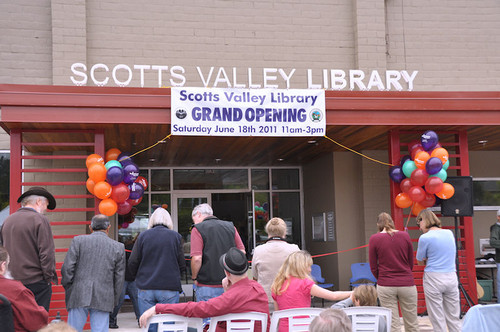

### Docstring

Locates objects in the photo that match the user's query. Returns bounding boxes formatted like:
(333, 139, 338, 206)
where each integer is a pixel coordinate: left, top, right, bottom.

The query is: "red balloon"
(127, 197, 143, 206)
(410, 169, 429, 187)
(411, 146, 425, 160)
(408, 186, 426, 202)
(408, 140, 421, 153)
(135, 176, 148, 189)
(117, 201, 133, 215)
(111, 183, 130, 204)
(425, 177, 444, 194)
(395, 192, 413, 209)
(420, 193, 437, 207)
(400, 178, 412, 193)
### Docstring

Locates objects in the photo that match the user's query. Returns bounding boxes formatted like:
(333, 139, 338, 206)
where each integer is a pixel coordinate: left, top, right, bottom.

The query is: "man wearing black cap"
(0, 186, 58, 311)
(139, 247, 269, 332)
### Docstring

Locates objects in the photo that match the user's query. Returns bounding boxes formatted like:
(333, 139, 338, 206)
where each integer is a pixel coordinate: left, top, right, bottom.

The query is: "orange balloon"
(411, 202, 426, 216)
(436, 183, 455, 199)
(86, 154, 104, 168)
(105, 148, 122, 162)
(414, 151, 430, 170)
(395, 192, 413, 209)
(86, 178, 96, 195)
(93, 181, 113, 199)
(430, 147, 449, 164)
(99, 198, 118, 216)
(88, 163, 107, 183)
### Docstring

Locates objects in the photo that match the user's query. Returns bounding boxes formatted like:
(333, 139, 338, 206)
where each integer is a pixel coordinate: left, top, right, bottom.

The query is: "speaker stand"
(453, 215, 475, 318)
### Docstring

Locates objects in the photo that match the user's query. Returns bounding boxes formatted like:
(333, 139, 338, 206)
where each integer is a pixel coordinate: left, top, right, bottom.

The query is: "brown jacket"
(1, 207, 58, 285)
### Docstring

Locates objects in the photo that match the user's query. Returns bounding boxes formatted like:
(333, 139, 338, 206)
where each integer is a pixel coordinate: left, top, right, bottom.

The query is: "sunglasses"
(416, 217, 422, 225)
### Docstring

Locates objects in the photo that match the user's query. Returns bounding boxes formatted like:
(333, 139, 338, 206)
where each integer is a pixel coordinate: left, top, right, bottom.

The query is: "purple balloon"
(425, 157, 443, 175)
(128, 182, 144, 200)
(400, 154, 411, 167)
(389, 165, 405, 183)
(106, 166, 124, 186)
(118, 152, 134, 166)
(421, 130, 439, 151)
(123, 163, 139, 184)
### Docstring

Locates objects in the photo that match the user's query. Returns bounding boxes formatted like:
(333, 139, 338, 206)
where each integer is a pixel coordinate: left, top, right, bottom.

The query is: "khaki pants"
(377, 284, 419, 332)
(423, 271, 461, 332)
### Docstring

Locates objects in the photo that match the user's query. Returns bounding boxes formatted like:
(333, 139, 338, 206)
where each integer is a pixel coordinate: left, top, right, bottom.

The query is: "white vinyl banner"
(171, 87, 326, 137)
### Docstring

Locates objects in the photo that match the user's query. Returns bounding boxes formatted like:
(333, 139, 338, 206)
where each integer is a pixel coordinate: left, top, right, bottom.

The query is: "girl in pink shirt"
(271, 251, 351, 331)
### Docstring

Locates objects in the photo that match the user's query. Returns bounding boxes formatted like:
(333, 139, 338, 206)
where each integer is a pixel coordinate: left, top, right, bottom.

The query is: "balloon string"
(122, 134, 173, 160)
(404, 202, 415, 231)
(323, 135, 394, 167)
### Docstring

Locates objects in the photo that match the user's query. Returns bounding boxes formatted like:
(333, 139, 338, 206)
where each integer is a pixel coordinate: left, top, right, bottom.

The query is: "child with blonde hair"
(271, 250, 351, 331)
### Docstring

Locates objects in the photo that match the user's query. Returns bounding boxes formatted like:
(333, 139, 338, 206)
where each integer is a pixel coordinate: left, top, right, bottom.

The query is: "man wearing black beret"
(139, 247, 269, 332)
(0, 186, 58, 312)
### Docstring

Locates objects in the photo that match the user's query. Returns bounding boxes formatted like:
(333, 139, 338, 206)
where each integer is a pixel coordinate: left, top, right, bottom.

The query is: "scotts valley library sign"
(171, 87, 325, 137)
(69, 63, 419, 91)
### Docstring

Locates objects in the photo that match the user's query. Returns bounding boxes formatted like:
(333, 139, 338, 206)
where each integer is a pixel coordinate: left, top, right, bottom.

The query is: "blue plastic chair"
(349, 263, 377, 289)
(311, 264, 334, 306)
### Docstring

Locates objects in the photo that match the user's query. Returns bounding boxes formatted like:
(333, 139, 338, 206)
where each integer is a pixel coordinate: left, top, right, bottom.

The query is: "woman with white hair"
(252, 217, 300, 312)
(128, 207, 186, 316)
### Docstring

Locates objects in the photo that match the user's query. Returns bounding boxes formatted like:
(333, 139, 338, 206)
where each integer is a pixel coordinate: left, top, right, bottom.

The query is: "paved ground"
(112, 301, 439, 332)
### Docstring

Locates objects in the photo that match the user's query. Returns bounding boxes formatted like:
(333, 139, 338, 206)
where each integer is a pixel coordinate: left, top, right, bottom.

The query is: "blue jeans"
(195, 286, 224, 326)
(68, 307, 109, 332)
(139, 289, 180, 332)
(110, 280, 140, 323)
(497, 263, 500, 303)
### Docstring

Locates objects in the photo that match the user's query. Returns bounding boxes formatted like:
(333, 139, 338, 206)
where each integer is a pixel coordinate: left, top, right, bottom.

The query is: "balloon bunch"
(389, 130, 455, 216)
(254, 201, 269, 220)
(85, 148, 148, 219)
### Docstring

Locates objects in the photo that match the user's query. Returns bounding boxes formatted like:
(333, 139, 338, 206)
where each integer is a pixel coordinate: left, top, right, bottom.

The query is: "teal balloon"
(442, 159, 450, 171)
(430, 168, 447, 182)
(105, 160, 123, 170)
(402, 160, 417, 178)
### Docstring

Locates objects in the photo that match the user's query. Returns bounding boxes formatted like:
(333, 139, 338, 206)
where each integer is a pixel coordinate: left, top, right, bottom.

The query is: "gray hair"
(21, 195, 47, 207)
(309, 309, 352, 332)
(265, 217, 287, 238)
(148, 207, 173, 229)
(91, 214, 110, 231)
(192, 203, 213, 217)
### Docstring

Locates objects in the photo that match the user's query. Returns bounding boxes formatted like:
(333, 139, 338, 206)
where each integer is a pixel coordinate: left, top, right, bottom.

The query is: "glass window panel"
(272, 192, 301, 246)
(251, 169, 269, 190)
(151, 194, 171, 213)
(0, 152, 10, 212)
(173, 169, 248, 190)
(151, 169, 170, 191)
(272, 169, 300, 190)
(473, 180, 500, 206)
(254, 192, 270, 246)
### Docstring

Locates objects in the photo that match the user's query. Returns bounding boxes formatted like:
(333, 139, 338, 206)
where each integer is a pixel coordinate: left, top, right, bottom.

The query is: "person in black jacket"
(128, 207, 186, 317)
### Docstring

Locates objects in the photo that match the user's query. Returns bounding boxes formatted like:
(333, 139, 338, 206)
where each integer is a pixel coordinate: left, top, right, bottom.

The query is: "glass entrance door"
(173, 194, 210, 255)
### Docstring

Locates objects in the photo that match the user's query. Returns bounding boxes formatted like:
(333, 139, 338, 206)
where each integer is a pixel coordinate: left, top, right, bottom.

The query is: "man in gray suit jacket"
(61, 214, 125, 332)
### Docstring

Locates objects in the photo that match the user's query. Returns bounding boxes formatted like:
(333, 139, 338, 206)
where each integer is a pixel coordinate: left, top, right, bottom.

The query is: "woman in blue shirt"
(416, 209, 461, 332)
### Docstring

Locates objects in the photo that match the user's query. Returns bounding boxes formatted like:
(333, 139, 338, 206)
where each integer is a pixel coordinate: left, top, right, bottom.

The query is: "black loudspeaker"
(441, 176, 474, 217)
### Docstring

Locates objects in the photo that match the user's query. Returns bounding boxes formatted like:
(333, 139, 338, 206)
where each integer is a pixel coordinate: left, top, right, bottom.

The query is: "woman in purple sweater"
(369, 212, 418, 332)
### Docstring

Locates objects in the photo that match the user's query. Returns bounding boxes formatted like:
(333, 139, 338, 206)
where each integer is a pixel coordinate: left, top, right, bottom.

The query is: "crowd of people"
(2, 186, 499, 332)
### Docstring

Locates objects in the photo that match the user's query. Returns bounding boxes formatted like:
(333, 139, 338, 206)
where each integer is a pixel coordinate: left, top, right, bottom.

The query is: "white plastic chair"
(341, 306, 391, 332)
(207, 312, 268, 332)
(143, 313, 204, 332)
(269, 308, 324, 332)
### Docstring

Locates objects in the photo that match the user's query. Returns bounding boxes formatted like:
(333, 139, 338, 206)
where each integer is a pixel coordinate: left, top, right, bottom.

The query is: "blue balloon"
(106, 166, 124, 186)
(402, 160, 417, 178)
(430, 168, 447, 182)
(425, 157, 443, 175)
(442, 159, 450, 171)
(421, 130, 439, 151)
(105, 160, 122, 170)
(389, 166, 405, 183)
